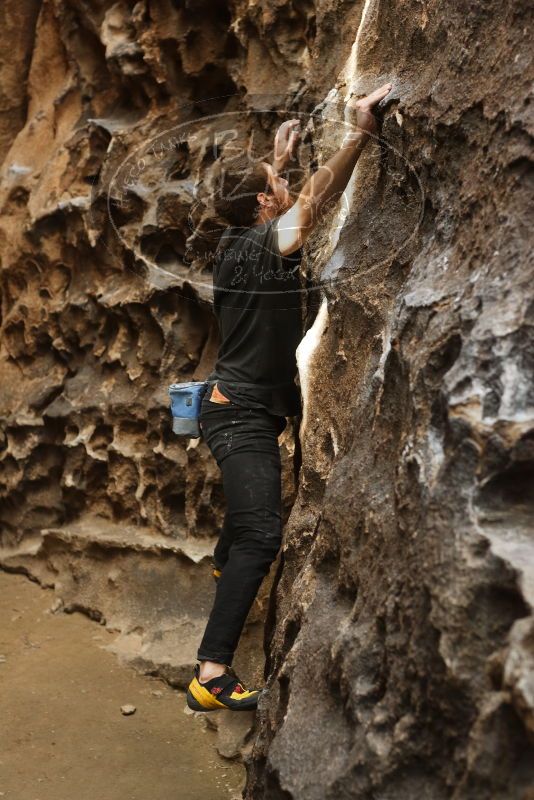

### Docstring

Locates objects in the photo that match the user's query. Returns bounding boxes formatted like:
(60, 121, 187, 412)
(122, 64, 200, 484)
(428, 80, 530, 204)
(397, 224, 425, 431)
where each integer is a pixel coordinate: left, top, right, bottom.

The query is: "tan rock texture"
(0, 1, 533, 798)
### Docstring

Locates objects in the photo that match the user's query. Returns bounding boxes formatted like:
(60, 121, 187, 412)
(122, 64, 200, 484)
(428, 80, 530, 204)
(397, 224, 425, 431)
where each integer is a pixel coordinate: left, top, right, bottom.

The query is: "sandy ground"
(0, 571, 245, 800)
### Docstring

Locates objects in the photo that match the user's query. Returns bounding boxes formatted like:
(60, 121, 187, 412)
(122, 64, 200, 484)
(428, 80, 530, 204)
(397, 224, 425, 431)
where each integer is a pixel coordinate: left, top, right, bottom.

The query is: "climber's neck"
(254, 207, 278, 226)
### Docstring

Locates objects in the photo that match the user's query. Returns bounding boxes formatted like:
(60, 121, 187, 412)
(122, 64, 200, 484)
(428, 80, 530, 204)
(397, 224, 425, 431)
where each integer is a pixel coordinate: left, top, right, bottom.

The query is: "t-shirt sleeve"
(241, 220, 282, 274)
(229, 221, 301, 286)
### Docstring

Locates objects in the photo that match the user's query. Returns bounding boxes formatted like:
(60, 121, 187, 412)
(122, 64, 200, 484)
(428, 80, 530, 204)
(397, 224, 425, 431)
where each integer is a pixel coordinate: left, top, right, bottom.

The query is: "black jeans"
(196, 385, 287, 666)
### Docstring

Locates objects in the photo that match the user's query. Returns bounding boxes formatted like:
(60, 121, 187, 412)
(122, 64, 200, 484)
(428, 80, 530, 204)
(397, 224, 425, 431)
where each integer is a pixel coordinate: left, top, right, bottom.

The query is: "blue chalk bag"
(168, 381, 210, 438)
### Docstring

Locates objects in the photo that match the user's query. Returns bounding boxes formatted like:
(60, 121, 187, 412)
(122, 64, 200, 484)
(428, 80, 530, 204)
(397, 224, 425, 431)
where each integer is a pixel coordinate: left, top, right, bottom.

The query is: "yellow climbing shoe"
(186, 663, 260, 712)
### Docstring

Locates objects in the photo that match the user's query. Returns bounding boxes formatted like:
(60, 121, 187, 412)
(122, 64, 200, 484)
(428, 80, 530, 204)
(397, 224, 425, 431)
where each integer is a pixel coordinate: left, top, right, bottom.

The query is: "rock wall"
(0, 0, 303, 759)
(245, 1, 534, 798)
(1, 1, 533, 798)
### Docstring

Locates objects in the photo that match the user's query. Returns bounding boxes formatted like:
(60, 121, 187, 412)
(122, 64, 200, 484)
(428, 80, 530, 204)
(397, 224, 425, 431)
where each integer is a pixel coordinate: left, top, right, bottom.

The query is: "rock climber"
(186, 82, 393, 712)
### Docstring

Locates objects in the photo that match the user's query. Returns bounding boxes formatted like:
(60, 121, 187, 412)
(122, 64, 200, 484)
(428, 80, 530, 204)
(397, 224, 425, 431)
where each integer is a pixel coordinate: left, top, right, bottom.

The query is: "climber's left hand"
(273, 119, 301, 173)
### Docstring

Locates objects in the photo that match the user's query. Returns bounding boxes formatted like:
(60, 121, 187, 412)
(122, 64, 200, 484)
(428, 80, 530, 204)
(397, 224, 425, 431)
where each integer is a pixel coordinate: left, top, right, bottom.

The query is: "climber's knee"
(232, 522, 282, 561)
(261, 530, 283, 561)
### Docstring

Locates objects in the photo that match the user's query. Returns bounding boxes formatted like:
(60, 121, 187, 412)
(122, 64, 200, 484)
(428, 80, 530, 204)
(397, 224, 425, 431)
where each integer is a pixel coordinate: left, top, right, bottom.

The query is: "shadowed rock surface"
(0, 1, 533, 798)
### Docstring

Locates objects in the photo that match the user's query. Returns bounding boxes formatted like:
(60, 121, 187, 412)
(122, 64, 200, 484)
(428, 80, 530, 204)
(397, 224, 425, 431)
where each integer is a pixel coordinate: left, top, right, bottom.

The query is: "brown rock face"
(245, 2, 534, 799)
(0, 0, 300, 744)
(1, 1, 533, 798)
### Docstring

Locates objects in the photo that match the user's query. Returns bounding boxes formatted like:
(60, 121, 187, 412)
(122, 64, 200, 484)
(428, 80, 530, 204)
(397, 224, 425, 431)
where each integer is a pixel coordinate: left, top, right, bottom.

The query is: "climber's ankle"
(199, 660, 227, 683)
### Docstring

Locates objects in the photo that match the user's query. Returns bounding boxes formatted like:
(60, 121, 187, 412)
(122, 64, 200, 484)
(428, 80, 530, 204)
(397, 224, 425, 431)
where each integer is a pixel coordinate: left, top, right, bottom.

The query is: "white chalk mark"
(296, 295, 329, 437)
(331, 0, 378, 253)
(295, 0, 379, 442)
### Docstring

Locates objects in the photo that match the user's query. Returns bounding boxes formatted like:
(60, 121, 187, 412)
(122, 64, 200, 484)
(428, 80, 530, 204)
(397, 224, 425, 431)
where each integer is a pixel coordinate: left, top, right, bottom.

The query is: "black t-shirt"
(206, 218, 304, 417)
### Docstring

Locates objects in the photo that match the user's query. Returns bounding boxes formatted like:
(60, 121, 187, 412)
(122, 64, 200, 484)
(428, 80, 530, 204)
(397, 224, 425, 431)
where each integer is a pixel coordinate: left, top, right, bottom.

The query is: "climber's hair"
(214, 156, 272, 228)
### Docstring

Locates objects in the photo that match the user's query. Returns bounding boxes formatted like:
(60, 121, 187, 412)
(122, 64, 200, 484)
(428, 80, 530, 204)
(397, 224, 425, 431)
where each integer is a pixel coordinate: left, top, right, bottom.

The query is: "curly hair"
(214, 155, 272, 228)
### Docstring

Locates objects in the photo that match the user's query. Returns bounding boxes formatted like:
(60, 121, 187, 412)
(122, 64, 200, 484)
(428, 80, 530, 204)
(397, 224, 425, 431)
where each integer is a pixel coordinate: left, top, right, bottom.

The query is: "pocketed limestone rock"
(0, 1, 532, 797)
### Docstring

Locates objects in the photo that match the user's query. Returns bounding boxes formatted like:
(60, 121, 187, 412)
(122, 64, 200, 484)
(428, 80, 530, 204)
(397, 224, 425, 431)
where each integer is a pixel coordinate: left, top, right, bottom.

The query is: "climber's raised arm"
(272, 119, 301, 175)
(276, 82, 393, 256)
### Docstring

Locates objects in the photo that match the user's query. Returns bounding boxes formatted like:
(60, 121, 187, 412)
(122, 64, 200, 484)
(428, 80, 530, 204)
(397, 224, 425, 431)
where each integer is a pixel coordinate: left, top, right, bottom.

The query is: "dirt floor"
(0, 570, 245, 800)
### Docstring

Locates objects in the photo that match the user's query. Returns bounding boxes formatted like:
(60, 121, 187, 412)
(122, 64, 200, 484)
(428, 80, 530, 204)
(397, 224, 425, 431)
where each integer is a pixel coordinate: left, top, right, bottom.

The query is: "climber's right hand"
(345, 82, 393, 136)
(275, 82, 393, 257)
